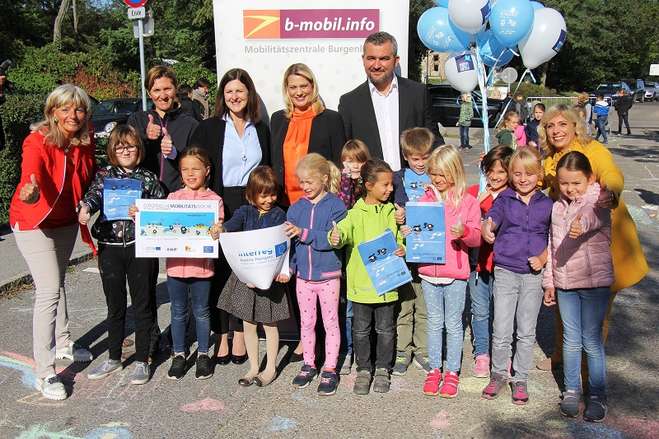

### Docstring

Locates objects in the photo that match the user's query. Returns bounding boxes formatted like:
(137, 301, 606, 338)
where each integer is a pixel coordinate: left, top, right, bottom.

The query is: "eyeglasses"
(114, 144, 138, 153)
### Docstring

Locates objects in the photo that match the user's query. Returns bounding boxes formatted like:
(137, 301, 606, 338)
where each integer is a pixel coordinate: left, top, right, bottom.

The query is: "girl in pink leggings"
(285, 153, 347, 396)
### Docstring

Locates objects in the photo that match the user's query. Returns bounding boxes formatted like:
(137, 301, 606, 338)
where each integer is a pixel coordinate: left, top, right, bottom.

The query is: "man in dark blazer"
(338, 31, 443, 171)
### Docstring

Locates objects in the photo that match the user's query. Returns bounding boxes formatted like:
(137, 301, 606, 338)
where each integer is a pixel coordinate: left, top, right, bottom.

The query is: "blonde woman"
(9, 84, 96, 400)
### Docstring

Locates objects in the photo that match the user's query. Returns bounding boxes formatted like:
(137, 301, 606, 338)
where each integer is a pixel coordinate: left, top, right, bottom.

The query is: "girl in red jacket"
(403, 145, 481, 398)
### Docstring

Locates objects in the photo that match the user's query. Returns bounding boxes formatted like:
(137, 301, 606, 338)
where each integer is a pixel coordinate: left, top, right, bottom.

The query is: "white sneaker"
(35, 374, 67, 400)
(130, 361, 150, 385)
(56, 342, 93, 362)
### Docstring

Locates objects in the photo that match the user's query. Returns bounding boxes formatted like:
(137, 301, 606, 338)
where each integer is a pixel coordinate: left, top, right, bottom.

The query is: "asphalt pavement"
(0, 103, 657, 438)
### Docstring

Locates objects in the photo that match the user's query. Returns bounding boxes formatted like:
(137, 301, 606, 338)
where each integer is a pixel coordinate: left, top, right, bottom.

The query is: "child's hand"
(528, 256, 543, 271)
(394, 245, 405, 257)
(450, 215, 464, 238)
(543, 287, 556, 306)
(482, 217, 496, 244)
(78, 203, 91, 225)
(394, 203, 406, 225)
(276, 273, 290, 283)
(284, 221, 301, 238)
(209, 220, 222, 240)
(342, 162, 352, 176)
(160, 126, 174, 157)
(400, 225, 412, 237)
(329, 221, 340, 246)
(596, 187, 616, 209)
(128, 204, 139, 220)
(568, 214, 583, 239)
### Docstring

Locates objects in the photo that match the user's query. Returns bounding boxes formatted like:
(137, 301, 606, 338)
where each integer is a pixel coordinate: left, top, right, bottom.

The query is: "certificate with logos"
(135, 199, 220, 258)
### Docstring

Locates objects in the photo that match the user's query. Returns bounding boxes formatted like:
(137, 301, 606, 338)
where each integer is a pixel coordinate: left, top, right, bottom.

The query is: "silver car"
(644, 82, 658, 102)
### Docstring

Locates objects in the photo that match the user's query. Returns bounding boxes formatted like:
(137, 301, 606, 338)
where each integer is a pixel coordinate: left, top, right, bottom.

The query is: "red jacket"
(9, 130, 96, 252)
(467, 184, 495, 273)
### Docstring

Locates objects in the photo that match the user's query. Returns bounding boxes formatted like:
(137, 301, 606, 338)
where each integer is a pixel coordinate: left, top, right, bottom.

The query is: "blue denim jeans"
(422, 279, 467, 372)
(558, 287, 610, 397)
(469, 270, 493, 357)
(459, 125, 470, 147)
(595, 116, 608, 143)
(340, 298, 353, 355)
(167, 276, 211, 354)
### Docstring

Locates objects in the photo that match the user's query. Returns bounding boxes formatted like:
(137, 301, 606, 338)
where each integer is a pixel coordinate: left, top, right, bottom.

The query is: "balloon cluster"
(418, 0, 567, 93)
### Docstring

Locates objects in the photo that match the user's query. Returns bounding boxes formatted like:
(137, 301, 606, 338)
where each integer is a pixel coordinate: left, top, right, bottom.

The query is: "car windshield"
(115, 101, 138, 113)
(94, 101, 115, 115)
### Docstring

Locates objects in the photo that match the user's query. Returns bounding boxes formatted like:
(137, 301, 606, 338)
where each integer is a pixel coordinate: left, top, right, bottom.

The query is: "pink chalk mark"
(609, 415, 659, 439)
(2, 351, 35, 366)
(430, 410, 450, 430)
(180, 398, 225, 413)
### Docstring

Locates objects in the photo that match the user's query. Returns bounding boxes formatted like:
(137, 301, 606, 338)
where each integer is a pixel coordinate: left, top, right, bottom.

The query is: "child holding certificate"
(405, 145, 481, 399)
(329, 159, 404, 396)
(218, 166, 290, 387)
(79, 125, 165, 385)
(165, 147, 224, 381)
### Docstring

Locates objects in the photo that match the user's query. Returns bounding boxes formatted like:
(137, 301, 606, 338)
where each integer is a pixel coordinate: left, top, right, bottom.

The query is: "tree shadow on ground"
(635, 189, 659, 205)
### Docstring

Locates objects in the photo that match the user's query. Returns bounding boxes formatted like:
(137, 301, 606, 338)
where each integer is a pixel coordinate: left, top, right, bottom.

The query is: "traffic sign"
(124, 0, 148, 8)
(127, 7, 146, 20)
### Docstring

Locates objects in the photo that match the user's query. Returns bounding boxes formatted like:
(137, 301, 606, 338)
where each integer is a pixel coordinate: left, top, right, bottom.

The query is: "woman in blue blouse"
(190, 68, 271, 365)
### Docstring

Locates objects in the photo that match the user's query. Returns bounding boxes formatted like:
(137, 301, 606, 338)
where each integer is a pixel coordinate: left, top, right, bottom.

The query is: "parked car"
(643, 81, 658, 101)
(623, 78, 646, 102)
(90, 98, 153, 138)
(428, 84, 505, 128)
(589, 82, 632, 105)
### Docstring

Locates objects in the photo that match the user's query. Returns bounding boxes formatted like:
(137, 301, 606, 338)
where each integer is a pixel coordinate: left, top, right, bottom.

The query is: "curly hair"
(539, 104, 592, 156)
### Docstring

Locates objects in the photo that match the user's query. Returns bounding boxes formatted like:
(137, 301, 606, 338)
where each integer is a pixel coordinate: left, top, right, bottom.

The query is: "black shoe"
(195, 354, 214, 380)
(231, 354, 248, 365)
(167, 355, 186, 380)
(289, 352, 304, 363)
(583, 395, 607, 422)
(216, 354, 231, 365)
(238, 376, 256, 387)
(559, 390, 580, 418)
(317, 370, 338, 396)
(292, 364, 317, 388)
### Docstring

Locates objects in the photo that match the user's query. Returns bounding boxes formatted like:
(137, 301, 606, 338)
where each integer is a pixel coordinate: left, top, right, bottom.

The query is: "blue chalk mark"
(85, 426, 133, 439)
(567, 422, 624, 439)
(0, 354, 37, 389)
(269, 416, 297, 432)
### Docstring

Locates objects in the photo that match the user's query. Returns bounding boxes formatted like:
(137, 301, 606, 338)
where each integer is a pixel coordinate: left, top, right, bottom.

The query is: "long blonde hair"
(36, 84, 92, 148)
(296, 153, 339, 194)
(539, 104, 592, 156)
(426, 144, 466, 207)
(282, 63, 325, 118)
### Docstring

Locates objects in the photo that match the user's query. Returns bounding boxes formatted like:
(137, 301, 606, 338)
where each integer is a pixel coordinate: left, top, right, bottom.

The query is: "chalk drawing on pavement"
(180, 398, 226, 413)
(268, 416, 297, 433)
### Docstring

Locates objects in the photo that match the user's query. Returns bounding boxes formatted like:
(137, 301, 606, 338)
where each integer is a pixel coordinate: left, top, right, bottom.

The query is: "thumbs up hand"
(450, 214, 465, 239)
(482, 217, 496, 244)
(78, 203, 91, 225)
(394, 203, 406, 225)
(160, 126, 173, 156)
(19, 173, 40, 204)
(568, 214, 584, 239)
(329, 221, 341, 246)
(146, 114, 162, 140)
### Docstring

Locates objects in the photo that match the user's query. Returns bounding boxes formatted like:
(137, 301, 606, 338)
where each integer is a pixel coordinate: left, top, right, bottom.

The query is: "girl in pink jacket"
(165, 147, 224, 381)
(403, 145, 481, 398)
(542, 151, 612, 423)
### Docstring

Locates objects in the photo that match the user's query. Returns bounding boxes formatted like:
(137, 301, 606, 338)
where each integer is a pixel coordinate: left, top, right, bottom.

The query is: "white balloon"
(445, 52, 479, 93)
(518, 8, 567, 69)
(448, 0, 491, 35)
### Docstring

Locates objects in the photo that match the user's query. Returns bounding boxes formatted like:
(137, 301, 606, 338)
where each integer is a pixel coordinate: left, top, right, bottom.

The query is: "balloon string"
(474, 44, 490, 193)
(494, 68, 532, 129)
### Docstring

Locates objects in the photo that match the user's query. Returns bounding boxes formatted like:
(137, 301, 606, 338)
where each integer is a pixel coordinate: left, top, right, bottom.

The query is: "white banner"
(219, 224, 290, 290)
(135, 199, 220, 258)
(213, 0, 410, 114)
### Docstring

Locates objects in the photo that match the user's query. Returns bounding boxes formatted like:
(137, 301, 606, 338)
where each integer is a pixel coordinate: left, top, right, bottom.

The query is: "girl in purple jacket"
(542, 151, 612, 422)
(480, 147, 553, 405)
(285, 153, 347, 396)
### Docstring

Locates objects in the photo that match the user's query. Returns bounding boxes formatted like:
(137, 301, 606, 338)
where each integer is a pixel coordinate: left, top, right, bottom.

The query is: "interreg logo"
(239, 241, 288, 258)
(243, 9, 379, 39)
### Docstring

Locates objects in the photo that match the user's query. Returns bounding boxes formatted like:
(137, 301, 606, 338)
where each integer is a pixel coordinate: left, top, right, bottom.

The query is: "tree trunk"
(72, 0, 78, 34)
(53, 0, 71, 44)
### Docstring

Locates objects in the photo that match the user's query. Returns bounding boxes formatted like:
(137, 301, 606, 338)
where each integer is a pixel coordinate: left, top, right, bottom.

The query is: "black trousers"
(352, 301, 396, 372)
(98, 244, 156, 363)
(617, 112, 631, 134)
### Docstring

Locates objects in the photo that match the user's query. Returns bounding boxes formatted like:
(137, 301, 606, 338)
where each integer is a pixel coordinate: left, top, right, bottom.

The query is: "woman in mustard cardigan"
(538, 104, 648, 368)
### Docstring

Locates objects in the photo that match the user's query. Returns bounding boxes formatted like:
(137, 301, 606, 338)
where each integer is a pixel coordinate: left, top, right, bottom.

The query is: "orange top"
(282, 107, 315, 205)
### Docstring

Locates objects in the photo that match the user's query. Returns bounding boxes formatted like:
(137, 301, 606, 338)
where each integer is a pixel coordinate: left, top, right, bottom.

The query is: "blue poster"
(103, 178, 142, 221)
(403, 169, 430, 202)
(357, 230, 412, 295)
(405, 202, 446, 264)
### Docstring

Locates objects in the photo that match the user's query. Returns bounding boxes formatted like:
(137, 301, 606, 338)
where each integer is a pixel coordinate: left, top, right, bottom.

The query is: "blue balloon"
(530, 1, 544, 10)
(417, 7, 472, 53)
(477, 30, 510, 67)
(490, 0, 535, 48)
(435, 0, 449, 6)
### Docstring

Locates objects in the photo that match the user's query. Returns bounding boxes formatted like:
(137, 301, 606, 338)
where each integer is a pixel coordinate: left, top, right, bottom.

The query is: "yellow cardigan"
(543, 139, 648, 292)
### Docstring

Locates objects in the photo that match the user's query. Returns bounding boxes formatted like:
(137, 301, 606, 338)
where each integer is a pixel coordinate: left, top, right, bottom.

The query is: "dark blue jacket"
(287, 193, 347, 281)
(487, 187, 552, 274)
(223, 204, 286, 232)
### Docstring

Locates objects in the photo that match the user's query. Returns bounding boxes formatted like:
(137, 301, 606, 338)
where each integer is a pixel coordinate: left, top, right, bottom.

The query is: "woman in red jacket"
(9, 84, 96, 400)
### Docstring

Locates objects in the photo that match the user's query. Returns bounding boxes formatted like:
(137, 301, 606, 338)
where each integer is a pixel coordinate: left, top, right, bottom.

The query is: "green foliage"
(0, 93, 45, 223)
(408, 0, 436, 81)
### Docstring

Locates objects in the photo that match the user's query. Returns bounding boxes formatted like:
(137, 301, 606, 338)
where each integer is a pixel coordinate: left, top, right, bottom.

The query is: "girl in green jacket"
(330, 159, 404, 396)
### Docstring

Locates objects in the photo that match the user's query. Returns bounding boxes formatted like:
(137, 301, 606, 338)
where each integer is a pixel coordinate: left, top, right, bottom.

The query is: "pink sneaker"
(439, 371, 460, 398)
(473, 354, 490, 378)
(423, 369, 442, 396)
